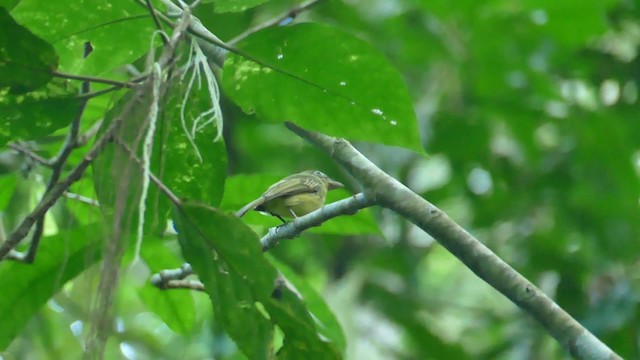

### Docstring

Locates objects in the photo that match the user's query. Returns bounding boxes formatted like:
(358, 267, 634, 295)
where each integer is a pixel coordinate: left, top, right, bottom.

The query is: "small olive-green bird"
(236, 170, 344, 222)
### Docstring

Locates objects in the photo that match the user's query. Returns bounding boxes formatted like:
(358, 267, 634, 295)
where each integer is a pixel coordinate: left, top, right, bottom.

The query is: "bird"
(236, 170, 344, 222)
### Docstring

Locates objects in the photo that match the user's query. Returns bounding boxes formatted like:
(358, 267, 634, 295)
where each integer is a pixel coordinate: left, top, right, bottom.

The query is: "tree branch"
(284, 121, 620, 360)
(7, 142, 51, 167)
(150, 263, 205, 291)
(63, 192, 100, 206)
(52, 70, 136, 88)
(260, 192, 373, 251)
(144, 0, 168, 45)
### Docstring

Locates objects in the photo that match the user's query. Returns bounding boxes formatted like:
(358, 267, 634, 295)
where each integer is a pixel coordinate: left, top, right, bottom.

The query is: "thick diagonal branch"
(284, 121, 620, 360)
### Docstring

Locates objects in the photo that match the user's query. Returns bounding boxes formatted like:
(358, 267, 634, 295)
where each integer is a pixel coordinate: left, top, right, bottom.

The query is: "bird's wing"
(261, 174, 322, 201)
(236, 174, 323, 218)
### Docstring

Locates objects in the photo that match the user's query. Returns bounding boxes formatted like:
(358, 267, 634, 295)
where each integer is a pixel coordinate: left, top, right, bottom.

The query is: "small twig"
(76, 74, 148, 101)
(260, 192, 373, 251)
(150, 263, 206, 291)
(228, 0, 324, 45)
(63, 192, 100, 207)
(7, 142, 51, 167)
(155, 278, 206, 291)
(77, 86, 123, 100)
(112, 137, 182, 206)
(147, 0, 227, 66)
(144, 0, 169, 45)
(76, 120, 104, 147)
(151, 263, 194, 282)
(157, 4, 193, 67)
(52, 70, 136, 88)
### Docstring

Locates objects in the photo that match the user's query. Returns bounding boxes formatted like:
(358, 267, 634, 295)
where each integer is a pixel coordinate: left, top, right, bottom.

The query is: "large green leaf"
(159, 70, 227, 207)
(92, 87, 162, 234)
(11, 0, 156, 76)
(0, 0, 20, 10)
(270, 257, 346, 353)
(0, 7, 58, 93)
(222, 23, 422, 152)
(174, 203, 343, 359)
(0, 225, 103, 350)
(0, 92, 82, 148)
(174, 204, 275, 360)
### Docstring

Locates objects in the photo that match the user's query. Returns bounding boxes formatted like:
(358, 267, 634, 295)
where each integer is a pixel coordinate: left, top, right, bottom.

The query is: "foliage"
(0, 0, 639, 359)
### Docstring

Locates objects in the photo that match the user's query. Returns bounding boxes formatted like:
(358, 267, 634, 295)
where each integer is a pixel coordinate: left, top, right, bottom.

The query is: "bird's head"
(304, 170, 344, 190)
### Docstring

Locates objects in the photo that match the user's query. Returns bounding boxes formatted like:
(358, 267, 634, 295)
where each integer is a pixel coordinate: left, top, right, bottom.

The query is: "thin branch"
(151, 262, 193, 282)
(77, 86, 123, 100)
(150, 263, 205, 291)
(144, 0, 169, 45)
(284, 121, 620, 360)
(76, 119, 104, 147)
(260, 192, 373, 251)
(7, 120, 103, 172)
(228, 0, 324, 46)
(63, 192, 100, 207)
(52, 70, 136, 88)
(112, 137, 182, 206)
(154, 278, 206, 291)
(152, 0, 227, 66)
(8, 142, 51, 167)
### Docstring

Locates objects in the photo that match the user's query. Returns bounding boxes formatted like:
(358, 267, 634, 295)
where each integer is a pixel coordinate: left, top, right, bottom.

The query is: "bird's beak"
(327, 178, 344, 190)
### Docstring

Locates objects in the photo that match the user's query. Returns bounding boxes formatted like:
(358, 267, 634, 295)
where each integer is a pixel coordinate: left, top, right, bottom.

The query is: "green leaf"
(174, 203, 275, 360)
(174, 203, 343, 359)
(160, 69, 227, 207)
(221, 173, 379, 235)
(270, 257, 346, 353)
(204, 0, 270, 13)
(0, 225, 103, 351)
(0, 92, 82, 148)
(264, 280, 341, 360)
(0, 174, 17, 208)
(222, 23, 422, 152)
(92, 87, 166, 234)
(0, 7, 58, 93)
(0, 0, 20, 10)
(11, 0, 156, 76)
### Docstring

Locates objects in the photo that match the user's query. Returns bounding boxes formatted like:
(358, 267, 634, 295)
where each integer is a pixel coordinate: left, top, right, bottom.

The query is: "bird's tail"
(236, 197, 264, 218)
